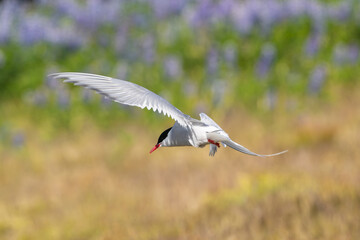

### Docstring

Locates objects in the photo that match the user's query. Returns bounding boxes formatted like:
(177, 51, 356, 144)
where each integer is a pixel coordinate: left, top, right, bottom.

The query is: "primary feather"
(48, 72, 191, 127)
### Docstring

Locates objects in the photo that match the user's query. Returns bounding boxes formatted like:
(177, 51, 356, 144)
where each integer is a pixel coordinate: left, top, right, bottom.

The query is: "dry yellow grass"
(1, 86, 360, 239)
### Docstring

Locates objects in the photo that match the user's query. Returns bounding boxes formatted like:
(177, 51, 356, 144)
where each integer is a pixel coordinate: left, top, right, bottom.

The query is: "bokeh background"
(1, 0, 360, 239)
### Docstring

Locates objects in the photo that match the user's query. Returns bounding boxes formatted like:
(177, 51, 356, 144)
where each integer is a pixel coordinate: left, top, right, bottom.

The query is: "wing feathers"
(49, 72, 190, 126)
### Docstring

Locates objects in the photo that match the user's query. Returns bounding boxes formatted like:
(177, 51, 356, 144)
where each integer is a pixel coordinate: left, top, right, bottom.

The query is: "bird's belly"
(192, 126, 211, 147)
(164, 123, 214, 148)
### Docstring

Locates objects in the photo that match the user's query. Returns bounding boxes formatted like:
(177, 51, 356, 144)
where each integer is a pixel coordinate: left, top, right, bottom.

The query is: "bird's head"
(149, 127, 172, 154)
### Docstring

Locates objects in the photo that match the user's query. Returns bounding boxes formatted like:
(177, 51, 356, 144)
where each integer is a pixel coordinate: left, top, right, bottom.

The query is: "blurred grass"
(1, 84, 360, 240)
(1, 1, 360, 239)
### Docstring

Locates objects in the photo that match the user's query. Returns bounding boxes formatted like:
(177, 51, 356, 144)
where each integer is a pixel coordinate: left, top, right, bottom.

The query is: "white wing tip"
(262, 150, 288, 157)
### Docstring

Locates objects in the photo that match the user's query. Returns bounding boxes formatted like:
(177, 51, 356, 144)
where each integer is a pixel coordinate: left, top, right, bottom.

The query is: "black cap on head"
(157, 127, 172, 144)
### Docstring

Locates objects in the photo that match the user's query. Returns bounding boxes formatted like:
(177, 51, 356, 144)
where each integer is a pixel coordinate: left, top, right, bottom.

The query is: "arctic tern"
(49, 72, 287, 157)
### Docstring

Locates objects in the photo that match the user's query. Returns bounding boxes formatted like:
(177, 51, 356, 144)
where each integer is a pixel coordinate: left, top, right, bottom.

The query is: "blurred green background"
(1, 0, 360, 239)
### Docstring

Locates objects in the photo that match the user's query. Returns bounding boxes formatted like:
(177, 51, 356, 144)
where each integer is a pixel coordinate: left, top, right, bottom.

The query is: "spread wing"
(199, 113, 223, 129)
(48, 72, 191, 126)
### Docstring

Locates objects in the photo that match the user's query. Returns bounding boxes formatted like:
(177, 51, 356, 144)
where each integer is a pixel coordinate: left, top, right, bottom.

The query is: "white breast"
(162, 120, 219, 148)
(161, 122, 193, 147)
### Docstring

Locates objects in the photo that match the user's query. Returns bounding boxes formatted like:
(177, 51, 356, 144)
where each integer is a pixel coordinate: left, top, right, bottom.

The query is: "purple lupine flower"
(308, 66, 326, 95)
(44, 17, 85, 48)
(131, 13, 148, 29)
(191, 0, 232, 27)
(115, 25, 129, 54)
(183, 81, 197, 98)
(306, 1, 326, 32)
(333, 44, 359, 65)
(81, 88, 93, 104)
(49, 0, 120, 33)
(0, 0, 17, 44)
(231, 2, 255, 34)
(121, 40, 140, 63)
(223, 43, 237, 68)
(17, 6, 85, 48)
(77, 0, 115, 31)
(163, 55, 182, 79)
(256, 43, 276, 79)
(25, 90, 48, 107)
(12, 131, 25, 148)
(99, 0, 122, 24)
(327, 1, 352, 21)
(264, 89, 277, 110)
(258, 1, 285, 32)
(211, 81, 228, 106)
(44, 74, 60, 90)
(207, 0, 233, 24)
(116, 63, 129, 80)
(304, 33, 321, 57)
(18, 15, 49, 45)
(333, 44, 347, 65)
(152, 0, 187, 19)
(56, 88, 70, 109)
(190, 0, 214, 27)
(347, 44, 359, 64)
(74, 1, 100, 32)
(183, 5, 197, 28)
(216, 0, 235, 19)
(61, 29, 86, 49)
(142, 35, 156, 64)
(285, 0, 307, 18)
(206, 47, 218, 76)
(49, 0, 79, 18)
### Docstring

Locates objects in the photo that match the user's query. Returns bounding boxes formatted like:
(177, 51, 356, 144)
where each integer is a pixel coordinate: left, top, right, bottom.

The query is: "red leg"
(208, 139, 220, 148)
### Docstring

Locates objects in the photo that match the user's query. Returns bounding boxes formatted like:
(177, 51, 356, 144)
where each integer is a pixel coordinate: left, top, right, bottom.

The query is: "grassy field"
(1, 1, 360, 239)
(1, 85, 359, 240)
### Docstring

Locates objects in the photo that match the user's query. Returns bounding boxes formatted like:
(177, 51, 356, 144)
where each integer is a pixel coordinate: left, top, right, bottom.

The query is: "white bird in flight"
(49, 72, 287, 157)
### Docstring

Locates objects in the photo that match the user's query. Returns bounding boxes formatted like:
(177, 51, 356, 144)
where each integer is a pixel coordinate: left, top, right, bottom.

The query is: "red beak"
(149, 143, 160, 154)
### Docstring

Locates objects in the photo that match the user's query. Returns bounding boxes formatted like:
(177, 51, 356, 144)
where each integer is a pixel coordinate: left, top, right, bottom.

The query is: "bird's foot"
(208, 139, 220, 148)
